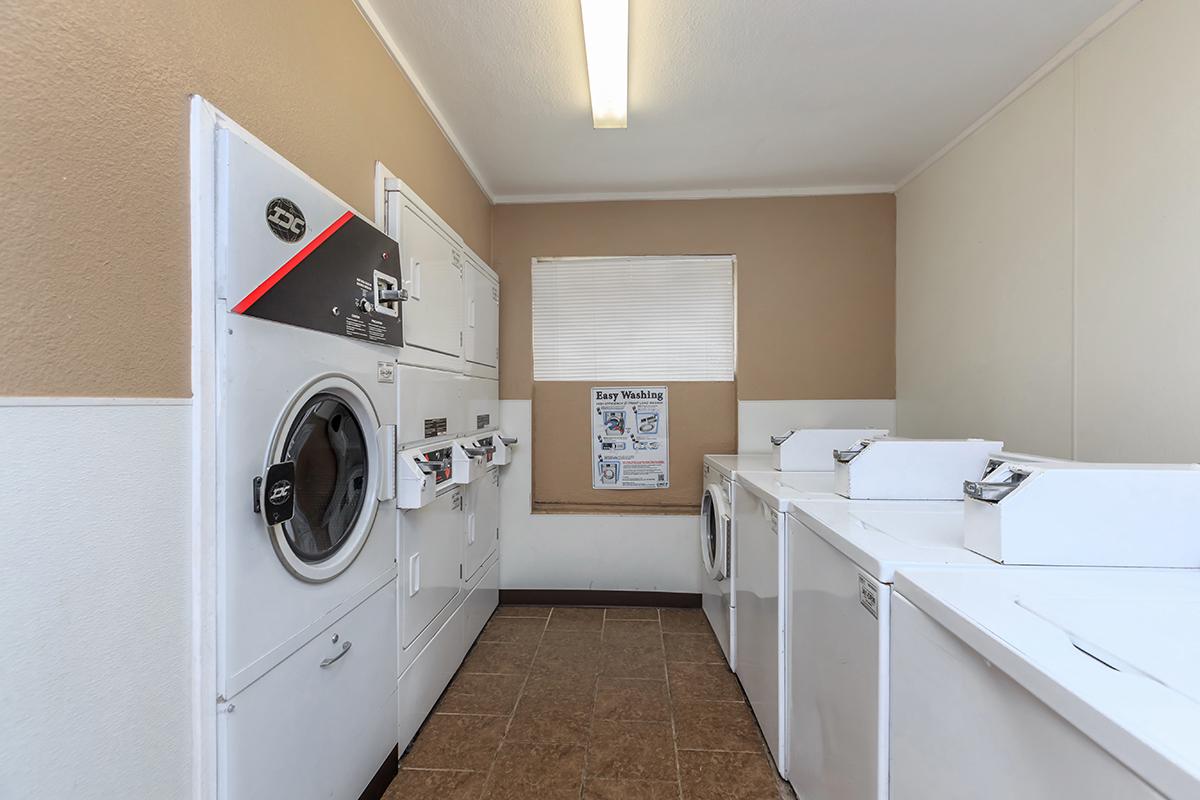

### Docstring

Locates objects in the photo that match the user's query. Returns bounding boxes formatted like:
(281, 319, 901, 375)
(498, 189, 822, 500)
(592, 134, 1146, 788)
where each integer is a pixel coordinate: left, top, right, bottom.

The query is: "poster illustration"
(591, 386, 669, 489)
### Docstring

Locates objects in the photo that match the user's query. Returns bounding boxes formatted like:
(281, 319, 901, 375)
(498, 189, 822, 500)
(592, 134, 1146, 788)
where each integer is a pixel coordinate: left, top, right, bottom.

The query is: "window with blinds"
(532, 256, 735, 381)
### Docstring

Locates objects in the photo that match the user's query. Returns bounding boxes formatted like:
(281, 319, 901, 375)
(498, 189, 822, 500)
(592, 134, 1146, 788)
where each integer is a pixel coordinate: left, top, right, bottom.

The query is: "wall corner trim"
(894, 0, 1142, 192)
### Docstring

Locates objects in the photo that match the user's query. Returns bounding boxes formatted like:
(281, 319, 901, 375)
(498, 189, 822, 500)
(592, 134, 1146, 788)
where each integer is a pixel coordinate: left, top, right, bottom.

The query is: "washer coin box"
(770, 428, 889, 472)
(451, 438, 491, 485)
(488, 432, 518, 466)
(963, 461, 1200, 566)
(833, 437, 1003, 500)
(396, 442, 454, 509)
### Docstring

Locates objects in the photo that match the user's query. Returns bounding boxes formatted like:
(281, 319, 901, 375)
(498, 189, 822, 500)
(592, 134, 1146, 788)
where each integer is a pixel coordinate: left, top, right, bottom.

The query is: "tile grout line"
(580, 609, 608, 798)
(660, 608, 686, 800)
(477, 608, 551, 799)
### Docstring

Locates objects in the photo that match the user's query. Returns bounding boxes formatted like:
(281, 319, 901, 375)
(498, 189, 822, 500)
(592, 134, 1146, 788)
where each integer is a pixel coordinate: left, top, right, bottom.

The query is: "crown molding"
(493, 184, 897, 205)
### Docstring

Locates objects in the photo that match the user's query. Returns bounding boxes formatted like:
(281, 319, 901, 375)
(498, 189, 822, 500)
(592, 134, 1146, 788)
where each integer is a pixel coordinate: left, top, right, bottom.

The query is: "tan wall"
(897, 0, 1200, 462)
(0, 0, 491, 398)
(532, 381, 737, 514)
(492, 196, 895, 511)
(492, 196, 896, 401)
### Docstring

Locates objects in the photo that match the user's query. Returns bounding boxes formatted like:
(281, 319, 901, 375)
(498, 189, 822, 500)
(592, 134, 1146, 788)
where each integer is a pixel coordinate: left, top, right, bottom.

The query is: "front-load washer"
(212, 113, 402, 799)
(891, 567, 1200, 800)
(785, 499, 991, 800)
(732, 470, 839, 777)
(701, 454, 773, 668)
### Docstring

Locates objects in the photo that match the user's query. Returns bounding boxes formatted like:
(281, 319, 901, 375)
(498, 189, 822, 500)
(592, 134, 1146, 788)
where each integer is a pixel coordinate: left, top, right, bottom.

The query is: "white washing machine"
(700, 454, 772, 668)
(732, 470, 838, 776)
(214, 121, 401, 799)
(890, 567, 1200, 800)
(786, 499, 991, 800)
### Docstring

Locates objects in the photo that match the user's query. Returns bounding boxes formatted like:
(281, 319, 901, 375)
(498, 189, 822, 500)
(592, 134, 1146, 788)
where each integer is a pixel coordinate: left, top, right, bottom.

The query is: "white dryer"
(214, 121, 401, 799)
(891, 567, 1200, 800)
(700, 454, 772, 668)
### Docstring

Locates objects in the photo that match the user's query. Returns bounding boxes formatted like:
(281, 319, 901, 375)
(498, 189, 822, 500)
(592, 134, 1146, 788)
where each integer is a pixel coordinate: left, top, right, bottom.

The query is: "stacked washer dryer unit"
(213, 121, 403, 799)
(379, 176, 516, 753)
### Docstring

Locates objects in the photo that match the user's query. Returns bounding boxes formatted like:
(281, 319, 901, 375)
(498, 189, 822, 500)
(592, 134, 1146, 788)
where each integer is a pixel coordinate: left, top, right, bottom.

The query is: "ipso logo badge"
(267, 479, 293, 506)
(265, 197, 306, 242)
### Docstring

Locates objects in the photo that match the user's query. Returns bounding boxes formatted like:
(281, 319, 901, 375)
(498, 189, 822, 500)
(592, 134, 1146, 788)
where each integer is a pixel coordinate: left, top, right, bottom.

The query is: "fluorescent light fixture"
(580, 0, 628, 129)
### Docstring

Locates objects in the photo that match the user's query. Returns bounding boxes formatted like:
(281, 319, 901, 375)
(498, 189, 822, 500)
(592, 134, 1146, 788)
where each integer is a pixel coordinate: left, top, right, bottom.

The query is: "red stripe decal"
(232, 211, 355, 314)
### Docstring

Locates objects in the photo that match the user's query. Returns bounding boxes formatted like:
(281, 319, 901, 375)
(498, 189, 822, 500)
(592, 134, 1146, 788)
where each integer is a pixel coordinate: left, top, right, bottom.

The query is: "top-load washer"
(890, 566, 1200, 800)
(701, 454, 772, 668)
(733, 470, 841, 776)
(213, 116, 402, 799)
(786, 498, 991, 797)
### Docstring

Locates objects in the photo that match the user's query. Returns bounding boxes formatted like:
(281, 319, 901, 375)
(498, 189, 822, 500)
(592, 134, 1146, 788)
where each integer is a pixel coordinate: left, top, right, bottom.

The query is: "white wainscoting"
(0, 399, 192, 799)
(737, 400, 897, 453)
(498, 400, 703, 594)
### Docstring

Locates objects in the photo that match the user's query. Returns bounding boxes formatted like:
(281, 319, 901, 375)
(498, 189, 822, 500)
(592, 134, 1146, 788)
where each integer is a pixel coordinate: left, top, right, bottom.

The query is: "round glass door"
(281, 393, 368, 562)
(268, 377, 380, 583)
(700, 486, 728, 581)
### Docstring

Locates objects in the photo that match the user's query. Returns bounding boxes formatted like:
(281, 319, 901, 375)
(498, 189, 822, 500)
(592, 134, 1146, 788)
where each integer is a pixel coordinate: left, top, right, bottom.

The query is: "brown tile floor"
(384, 606, 795, 800)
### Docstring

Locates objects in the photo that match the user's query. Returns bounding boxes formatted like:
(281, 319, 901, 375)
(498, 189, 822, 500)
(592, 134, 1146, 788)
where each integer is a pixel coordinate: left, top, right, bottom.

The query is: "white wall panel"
(1074, 0, 1200, 461)
(0, 400, 192, 799)
(896, 62, 1075, 458)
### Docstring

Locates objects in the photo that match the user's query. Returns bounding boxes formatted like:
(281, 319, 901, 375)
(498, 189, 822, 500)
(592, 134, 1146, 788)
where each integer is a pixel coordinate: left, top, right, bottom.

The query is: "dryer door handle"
(320, 640, 352, 668)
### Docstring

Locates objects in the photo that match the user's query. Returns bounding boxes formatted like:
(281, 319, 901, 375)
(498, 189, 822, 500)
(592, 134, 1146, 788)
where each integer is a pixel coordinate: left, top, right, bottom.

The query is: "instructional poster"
(591, 386, 669, 489)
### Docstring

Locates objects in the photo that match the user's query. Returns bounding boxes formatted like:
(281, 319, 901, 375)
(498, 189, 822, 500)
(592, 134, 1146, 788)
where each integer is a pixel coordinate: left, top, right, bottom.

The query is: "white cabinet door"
(463, 468, 500, 582)
(398, 204, 463, 357)
(221, 582, 398, 800)
(400, 489, 463, 649)
(464, 261, 499, 368)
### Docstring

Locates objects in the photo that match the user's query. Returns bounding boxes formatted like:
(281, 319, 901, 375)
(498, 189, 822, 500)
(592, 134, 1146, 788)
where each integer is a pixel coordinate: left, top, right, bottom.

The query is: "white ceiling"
(359, 0, 1127, 202)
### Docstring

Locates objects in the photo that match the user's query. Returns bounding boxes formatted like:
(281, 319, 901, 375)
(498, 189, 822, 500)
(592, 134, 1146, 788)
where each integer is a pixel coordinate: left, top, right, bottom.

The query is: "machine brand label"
(476, 414, 490, 430)
(377, 361, 395, 383)
(858, 573, 879, 619)
(267, 479, 292, 505)
(265, 197, 306, 242)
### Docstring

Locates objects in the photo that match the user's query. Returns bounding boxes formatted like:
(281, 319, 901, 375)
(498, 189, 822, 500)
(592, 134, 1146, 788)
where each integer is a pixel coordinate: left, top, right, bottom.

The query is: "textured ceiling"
(361, 0, 1125, 201)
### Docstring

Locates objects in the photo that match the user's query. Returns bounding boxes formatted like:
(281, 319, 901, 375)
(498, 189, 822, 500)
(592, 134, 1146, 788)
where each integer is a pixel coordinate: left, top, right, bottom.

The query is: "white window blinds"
(532, 256, 735, 381)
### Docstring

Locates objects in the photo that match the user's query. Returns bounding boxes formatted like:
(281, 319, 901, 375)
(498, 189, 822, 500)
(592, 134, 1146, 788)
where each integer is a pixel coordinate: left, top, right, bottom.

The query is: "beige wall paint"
(1074, 0, 1200, 462)
(0, 0, 491, 397)
(897, 0, 1200, 462)
(897, 62, 1075, 457)
(492, 196, 896, 401)
(532, 381, 737, 513)
(492, 196, 895, 511)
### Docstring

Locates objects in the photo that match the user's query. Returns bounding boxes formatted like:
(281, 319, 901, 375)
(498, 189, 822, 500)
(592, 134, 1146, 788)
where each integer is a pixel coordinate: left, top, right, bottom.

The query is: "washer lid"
(701, 483, 731, 580)
(895, 566, 1200, 800)
(789, 498, 986, 582)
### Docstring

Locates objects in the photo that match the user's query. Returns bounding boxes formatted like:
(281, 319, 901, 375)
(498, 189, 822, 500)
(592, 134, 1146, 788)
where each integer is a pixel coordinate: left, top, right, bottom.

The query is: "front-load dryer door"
(265, 376, 382, 583)
(700, 484, 730, 581)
